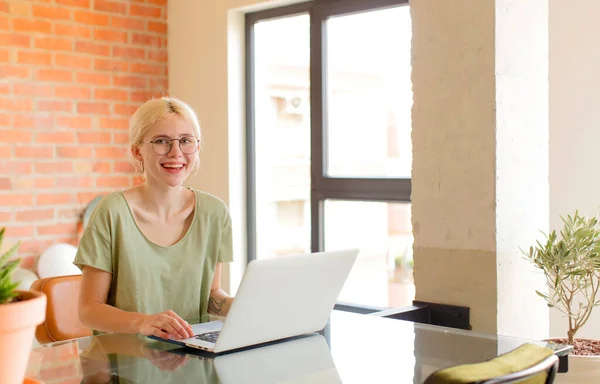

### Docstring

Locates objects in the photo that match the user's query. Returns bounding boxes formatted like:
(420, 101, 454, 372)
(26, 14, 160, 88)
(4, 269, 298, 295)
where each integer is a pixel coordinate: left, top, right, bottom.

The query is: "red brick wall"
(0, 0, 167, 268)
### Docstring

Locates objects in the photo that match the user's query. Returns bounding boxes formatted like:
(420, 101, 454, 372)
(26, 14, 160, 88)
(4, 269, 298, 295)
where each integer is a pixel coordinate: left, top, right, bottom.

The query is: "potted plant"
(0, 228, 46, 384)
(524, 212, 600, 378)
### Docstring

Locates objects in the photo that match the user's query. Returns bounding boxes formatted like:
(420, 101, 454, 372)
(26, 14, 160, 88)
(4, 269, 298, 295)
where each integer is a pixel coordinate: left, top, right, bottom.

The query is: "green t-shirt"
(74, 189, 233, 324)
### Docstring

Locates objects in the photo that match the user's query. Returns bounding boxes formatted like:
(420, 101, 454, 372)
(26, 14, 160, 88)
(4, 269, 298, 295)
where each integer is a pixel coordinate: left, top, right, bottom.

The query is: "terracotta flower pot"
(0, 290, 46, 384)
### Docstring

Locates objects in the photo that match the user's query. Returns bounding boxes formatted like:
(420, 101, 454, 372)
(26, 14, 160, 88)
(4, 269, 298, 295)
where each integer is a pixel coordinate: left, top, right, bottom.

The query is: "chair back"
(30, 274, 92, 344)
(424, 343, 559, 384)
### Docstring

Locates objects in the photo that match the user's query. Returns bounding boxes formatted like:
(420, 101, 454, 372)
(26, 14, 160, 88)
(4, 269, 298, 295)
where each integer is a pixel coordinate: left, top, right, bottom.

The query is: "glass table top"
(26, 310, 572, 383)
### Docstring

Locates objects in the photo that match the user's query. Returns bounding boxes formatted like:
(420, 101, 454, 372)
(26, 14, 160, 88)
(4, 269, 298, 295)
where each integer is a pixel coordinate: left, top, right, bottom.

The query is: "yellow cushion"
(424, 343, 554, 384)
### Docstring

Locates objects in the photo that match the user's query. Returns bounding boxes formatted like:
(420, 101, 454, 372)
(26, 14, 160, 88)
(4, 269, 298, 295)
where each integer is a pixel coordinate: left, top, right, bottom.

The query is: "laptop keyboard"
(194, 330, 220, 343)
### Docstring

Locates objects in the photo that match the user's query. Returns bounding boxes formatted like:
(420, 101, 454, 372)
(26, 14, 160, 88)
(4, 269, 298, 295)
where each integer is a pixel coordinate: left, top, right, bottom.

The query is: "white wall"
(549, 0, 600, 339)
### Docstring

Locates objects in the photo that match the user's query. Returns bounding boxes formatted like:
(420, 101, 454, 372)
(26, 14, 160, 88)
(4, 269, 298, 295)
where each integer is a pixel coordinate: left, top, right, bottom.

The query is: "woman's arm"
(78, 266, 194, 339)
(208, 263, 234, 317)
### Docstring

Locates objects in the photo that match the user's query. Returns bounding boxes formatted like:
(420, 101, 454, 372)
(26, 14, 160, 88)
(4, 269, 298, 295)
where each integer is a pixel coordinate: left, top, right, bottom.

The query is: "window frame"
(245, 0, 411, 311)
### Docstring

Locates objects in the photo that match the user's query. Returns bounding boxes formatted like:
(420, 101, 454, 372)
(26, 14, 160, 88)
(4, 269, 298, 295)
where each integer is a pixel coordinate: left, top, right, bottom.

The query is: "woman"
(75, 97, 233, 341)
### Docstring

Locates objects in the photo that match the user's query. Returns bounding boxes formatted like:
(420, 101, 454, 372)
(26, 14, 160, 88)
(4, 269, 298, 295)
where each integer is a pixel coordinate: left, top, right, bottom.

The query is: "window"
(246, 0, 412, 311)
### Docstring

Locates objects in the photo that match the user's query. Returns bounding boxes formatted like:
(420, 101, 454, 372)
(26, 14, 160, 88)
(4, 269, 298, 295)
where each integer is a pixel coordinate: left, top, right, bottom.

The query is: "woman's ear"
(131, 145, 142, 162)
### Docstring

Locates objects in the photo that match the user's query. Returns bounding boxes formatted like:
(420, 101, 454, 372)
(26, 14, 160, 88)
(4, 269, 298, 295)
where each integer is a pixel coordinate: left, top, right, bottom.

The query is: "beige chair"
(30, 275, 92, 344)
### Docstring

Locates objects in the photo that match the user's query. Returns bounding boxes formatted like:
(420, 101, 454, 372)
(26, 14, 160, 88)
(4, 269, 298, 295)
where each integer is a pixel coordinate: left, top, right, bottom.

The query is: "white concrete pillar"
(411, 0, 549, 338)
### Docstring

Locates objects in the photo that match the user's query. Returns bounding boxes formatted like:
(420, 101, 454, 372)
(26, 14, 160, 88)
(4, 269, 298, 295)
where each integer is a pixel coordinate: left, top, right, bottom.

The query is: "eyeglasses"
(142, 136, 199, 155)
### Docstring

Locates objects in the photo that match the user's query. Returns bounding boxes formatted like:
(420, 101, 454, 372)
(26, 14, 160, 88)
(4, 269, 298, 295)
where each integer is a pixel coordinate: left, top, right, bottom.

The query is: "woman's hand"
(138, 310, 195, 340)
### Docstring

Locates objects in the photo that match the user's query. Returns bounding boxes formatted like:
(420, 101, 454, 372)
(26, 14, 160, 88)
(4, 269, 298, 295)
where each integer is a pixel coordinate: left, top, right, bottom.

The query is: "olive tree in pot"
(0, 228, 46, 384)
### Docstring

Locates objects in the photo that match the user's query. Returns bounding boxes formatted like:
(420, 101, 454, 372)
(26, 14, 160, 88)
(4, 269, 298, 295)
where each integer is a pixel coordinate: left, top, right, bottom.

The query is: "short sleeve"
(73, 200, 113, 273)
(217, 210, 233, 263)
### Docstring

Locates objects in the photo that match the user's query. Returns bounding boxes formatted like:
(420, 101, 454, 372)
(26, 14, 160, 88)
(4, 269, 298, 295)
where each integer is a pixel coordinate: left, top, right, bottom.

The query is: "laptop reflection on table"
(174, 334, 342, 384)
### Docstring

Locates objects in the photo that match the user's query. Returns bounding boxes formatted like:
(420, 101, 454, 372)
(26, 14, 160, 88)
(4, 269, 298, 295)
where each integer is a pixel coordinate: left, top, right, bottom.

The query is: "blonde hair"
(129, 97, 202, 175)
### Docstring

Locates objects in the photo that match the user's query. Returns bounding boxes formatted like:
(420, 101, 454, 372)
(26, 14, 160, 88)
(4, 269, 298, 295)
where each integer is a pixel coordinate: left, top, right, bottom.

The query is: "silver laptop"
(171, 249, 358, 353)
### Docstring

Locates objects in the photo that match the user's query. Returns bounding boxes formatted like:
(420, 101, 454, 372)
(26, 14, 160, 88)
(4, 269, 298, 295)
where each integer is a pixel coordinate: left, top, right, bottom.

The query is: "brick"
(33, 5, 71, 20)
(97, 176, 129, 188)
(0, 66, 30, 79)
(12, 18, 52, 34)
(0, 49, 9, 62)
(13, 83, 54, 97)
(129, 4, 161, 18)
(0, 194, 33, 206)
(130, 63, 165, 75)
(54, 24, 91, 39)
(18, 51, 52, 66)
(77, 191, 100, 204)
(113, 75, 146, 88)
(0, 145, 13, 158)
(0, 161, 32, 174)
(132, 33, 162, 48)
(0, 129, 32, 143)
(14, 177, 34, 189)
(0, 15, 6, 30)
(75, 41, 109, 56)
(0, 211, 11, 222)
(114, 161, 134, 173)
(56, 0, 90, 8)
(35, 162, 73, 173)
(132, 175, 144, 186)
(114, 103, 138, 116)
(55, 85, 91, 99)
(147, 0, 167, 5)
(38, 223, 76, 235)
(147, 21, 166, 34)
(13, 115, 53, 128)
(113, 133, 128, 144)
(112, 46, 145, 60)
(36, 193, 73, 206)
(77, 102, 110, 114)
(74, 10, 109, 26)
(35, 37, 72, 51)
(94, 58, 128, 72)
(111, 15, 144, 31)
(94, 28, 128, 43)
(0, 145, 11, 158)
(16, 209, 54, 221)
(38, 100, 73, 112)
(58, 208, 81, 219)
(73, 161, 92, 172)
(9, 2, 30, 16)
(94, 88, 128, 101)
(57, 146, 92, 158)
(35, 69, 73, 82)
(4, 225, 34, 237)
(55, 53, 92, 70)
(96, 146, 127, 159)
(0, 177, 10, 189)
(15, 146, 53, 159)
(57, 176, 94, 188)
(56, 115, 92, 129)
(78, 132, 111, 144)
(0, 114, 9, 125)
(94, 162, 111, 172)
(99, 117, 128, 130)
(76, 72, 110, 86)
(0, 33, 30, 48)
(35, 177, 55, 188)
(0, 97, 33, 111)
(149, 77, 167, 90)
(36, 131, 75, 144)
(95, 0, 126, 14)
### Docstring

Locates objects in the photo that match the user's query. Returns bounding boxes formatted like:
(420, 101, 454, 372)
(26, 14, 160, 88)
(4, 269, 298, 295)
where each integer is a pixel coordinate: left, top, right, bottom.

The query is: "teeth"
(162, 164, 184, 169)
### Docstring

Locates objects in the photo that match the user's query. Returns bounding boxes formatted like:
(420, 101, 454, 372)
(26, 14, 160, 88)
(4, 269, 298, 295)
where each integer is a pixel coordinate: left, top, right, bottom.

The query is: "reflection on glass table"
(26, 311, 572, 384)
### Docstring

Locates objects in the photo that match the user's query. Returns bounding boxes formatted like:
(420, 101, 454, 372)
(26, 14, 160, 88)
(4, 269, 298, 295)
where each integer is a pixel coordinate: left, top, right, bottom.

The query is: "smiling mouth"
(162, 164, 185, 169)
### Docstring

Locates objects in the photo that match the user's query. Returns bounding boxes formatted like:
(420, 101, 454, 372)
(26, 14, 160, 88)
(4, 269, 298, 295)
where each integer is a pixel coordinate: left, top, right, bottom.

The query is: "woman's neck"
(138, 182, 187, 219)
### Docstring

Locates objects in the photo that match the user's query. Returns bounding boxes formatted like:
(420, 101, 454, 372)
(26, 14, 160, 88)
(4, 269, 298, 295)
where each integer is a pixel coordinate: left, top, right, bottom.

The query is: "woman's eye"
(154, 138, 169, 145)
(181, 138, 192, 144)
